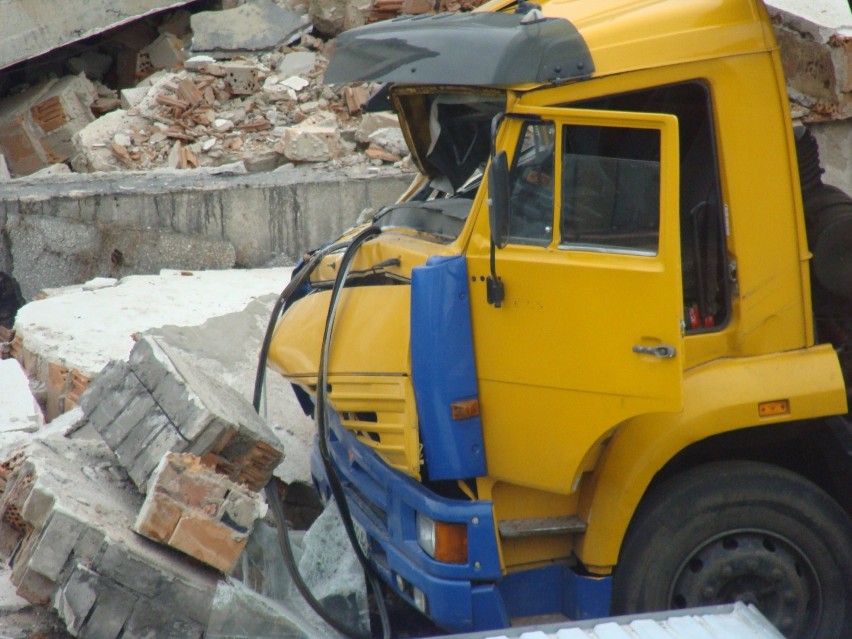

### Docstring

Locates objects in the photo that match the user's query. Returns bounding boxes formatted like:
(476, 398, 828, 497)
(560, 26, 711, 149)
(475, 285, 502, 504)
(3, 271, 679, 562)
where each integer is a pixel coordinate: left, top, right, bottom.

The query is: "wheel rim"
(668, 529, 822, 639)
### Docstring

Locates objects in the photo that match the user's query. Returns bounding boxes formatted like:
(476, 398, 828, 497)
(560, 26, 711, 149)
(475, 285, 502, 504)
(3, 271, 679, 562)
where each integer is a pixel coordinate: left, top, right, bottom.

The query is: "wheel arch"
(574, 345, 848, 571)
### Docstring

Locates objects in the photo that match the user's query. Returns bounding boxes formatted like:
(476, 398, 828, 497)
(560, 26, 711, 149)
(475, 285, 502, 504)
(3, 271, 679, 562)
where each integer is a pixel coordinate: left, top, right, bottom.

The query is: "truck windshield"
(375, 91, 505, 241)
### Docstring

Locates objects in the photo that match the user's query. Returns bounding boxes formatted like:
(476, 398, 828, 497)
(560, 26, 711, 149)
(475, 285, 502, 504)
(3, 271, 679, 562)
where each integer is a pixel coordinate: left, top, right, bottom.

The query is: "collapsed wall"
(0, 167, 410, 301)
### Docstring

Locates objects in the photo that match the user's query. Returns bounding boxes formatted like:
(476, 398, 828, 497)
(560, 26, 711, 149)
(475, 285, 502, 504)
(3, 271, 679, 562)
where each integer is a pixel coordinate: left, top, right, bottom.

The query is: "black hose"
(314, 226, 392, 639)
(252, 231, 391, 639)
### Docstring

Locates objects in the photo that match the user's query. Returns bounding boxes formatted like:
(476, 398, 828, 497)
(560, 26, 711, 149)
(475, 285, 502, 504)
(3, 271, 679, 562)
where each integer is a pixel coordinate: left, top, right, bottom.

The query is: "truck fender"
(574, 344, 846, 571)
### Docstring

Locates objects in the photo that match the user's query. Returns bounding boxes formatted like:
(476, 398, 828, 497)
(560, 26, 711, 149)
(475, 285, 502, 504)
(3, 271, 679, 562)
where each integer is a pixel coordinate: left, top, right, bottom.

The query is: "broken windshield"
(374, 91, 504, 240)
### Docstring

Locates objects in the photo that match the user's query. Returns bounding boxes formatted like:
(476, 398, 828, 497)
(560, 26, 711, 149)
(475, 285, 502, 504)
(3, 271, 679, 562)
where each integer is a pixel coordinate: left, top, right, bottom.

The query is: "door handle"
(632, 344, 676, 358)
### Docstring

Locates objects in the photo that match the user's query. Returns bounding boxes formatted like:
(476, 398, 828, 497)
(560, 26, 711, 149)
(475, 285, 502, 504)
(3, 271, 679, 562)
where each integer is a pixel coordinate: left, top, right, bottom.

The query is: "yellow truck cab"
(267, 0, 852, 636)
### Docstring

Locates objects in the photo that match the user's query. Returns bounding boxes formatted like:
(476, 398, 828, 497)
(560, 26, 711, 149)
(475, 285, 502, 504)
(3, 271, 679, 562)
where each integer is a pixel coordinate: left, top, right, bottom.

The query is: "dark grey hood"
(325, 11, 594, 87)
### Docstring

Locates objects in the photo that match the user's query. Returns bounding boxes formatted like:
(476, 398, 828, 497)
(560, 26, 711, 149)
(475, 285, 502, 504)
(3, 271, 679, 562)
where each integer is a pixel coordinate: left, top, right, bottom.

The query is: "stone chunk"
(0, 74, 96, 176)
(355, 111, 400, 144)
(276, 51, 317, 77)
(277, 125, 342, 162)
(223, 63, 261, 95)
(81, 335, 283, 492)
(191, 0, 305, 57)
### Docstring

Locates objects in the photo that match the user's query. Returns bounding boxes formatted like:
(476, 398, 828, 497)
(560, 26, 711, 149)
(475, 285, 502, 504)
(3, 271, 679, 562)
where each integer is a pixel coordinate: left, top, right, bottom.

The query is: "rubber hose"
(252, 237, 388, 639)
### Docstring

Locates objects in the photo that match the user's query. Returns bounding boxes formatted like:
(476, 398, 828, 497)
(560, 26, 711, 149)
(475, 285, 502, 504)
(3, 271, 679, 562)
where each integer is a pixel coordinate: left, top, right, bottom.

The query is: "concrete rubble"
(0, 268, 368, 638)
(0, 0, 415, 180)
(768, 0, 852, 193)
(81, 334, 283, 492)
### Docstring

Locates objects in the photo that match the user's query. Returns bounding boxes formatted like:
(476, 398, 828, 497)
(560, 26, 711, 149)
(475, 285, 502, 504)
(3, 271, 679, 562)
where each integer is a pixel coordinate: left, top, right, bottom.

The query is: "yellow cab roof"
(482, 0, 778, 80)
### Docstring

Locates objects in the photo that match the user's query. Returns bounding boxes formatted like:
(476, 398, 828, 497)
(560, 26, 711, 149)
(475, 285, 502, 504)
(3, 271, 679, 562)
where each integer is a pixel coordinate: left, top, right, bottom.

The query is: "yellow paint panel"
(576, 344, 848, 569)
(268, 285, 412, 377)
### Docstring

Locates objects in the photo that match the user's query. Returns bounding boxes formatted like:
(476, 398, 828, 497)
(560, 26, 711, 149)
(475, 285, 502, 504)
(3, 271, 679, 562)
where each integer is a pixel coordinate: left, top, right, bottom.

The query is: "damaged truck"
(261, 0, 852, 637)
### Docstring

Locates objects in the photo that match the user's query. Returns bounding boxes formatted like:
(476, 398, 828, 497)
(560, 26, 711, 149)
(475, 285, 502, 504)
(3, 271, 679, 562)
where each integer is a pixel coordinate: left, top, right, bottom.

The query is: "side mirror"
(488, 150, 510, 249)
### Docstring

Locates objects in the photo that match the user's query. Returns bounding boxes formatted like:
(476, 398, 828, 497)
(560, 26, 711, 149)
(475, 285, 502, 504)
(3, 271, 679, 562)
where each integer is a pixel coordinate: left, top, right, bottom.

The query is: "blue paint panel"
(498, 564, 613, 623)
(411, 255, 486, 480)
(311, 409, 614, 632)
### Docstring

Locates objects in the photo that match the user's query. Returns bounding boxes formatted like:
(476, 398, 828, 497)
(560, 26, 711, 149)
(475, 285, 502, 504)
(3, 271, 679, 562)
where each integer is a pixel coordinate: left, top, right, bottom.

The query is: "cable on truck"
(252, 227, 391, 639)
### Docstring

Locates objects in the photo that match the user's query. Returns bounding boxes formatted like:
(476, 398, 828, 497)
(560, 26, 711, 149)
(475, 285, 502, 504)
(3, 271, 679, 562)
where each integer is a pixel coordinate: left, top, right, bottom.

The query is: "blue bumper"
(312, 410, 502, 631)
(311, 411, 612, 633)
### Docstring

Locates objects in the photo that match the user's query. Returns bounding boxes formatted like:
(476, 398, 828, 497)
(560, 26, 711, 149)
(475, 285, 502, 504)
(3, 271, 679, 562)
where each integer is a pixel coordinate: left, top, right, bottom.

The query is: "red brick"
(168, 511, 247, 574)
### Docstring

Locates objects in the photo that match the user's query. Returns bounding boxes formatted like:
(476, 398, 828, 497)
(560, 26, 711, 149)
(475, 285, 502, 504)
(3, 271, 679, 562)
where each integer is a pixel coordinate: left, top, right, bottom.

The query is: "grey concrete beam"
(0, 0, 196, 72)
(0, 168, 412, 299)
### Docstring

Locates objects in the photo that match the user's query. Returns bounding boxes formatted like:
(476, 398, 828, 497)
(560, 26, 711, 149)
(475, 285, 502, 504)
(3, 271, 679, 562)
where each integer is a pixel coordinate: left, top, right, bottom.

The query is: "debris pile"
(0, 437, 220, 638)
(0, 0, 429, 179)
(0, 269, 369, 637)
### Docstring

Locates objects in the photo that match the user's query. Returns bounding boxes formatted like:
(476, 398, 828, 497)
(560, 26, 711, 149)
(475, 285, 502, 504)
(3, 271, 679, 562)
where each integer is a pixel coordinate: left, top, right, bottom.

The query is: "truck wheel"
(611, 461, 852, 639)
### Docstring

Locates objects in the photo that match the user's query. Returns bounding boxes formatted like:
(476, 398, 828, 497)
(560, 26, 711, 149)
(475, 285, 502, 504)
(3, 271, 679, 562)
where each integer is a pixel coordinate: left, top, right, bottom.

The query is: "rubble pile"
(0, 0, 436, 179)
(0, 316, 358, 638)
(0, 437, 220, 638)
(0, 269, 368, 637)
(0, 329, 282, 637)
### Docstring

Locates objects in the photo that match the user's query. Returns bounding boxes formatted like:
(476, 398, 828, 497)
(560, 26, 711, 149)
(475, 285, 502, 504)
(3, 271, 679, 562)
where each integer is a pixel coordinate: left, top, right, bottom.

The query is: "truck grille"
(329, 375, 422, 480)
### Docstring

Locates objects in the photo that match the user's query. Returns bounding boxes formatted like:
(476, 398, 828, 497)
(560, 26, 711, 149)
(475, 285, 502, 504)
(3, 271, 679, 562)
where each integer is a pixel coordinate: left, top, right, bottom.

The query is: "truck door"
(467, 107, 683, 493)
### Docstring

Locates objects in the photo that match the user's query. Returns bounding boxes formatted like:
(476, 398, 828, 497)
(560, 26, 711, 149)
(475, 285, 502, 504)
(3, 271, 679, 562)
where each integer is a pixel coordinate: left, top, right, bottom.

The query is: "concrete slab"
(13, 268, 293, 378)
(0, 1, 196, 72)
(0, 168, 412, 300)
(190, 0, 306, 57)
(767, 0, 852, 42)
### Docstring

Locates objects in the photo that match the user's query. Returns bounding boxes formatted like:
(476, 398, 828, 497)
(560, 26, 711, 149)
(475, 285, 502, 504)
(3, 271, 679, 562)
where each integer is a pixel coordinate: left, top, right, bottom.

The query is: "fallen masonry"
(0, 437, 219, 638)
(81, 335, 284, 492)
(0, 269, 368, 638)
(135, 452, 268, 574)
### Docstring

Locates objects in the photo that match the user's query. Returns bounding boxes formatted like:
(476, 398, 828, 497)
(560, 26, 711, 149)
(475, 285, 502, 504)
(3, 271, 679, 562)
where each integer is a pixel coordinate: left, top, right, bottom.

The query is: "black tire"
(611, 461, 852, 639)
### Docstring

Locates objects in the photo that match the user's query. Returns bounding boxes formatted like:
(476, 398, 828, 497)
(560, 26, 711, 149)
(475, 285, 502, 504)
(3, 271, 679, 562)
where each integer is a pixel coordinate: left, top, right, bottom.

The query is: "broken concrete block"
(183, 54, 216, 72)
(276, 51, 317, 77)
(310, 0, 346, 36)
(369, 126, 408, 157)
(82, 335, 283, 492)
(344, 0, 374, 30)
(30, 74, 97, 164)
(355, 111, 400, 144)
(0, 74, 95, 176)
(141, 33, 187, 72)
(190, 0, 305, 57)
(223, 63, 261, 95)
(0, 439, 221, 634)
(119, 86, 149, 109)
(0, 359, 43, 434)
(278, 125, 342, 162)
(133, 454, 266, 574)
(768, 2, 852, 121)
(298, 500, 370, 633)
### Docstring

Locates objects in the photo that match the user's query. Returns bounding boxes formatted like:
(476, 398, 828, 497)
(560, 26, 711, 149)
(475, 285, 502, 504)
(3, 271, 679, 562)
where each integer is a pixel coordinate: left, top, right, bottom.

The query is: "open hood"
(325, 11, 594, 87)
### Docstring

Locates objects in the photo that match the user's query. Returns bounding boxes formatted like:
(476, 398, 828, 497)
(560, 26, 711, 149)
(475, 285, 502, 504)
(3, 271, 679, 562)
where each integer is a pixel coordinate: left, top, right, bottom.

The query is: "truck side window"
(560, 125, 661, 255)
(566, 82, 730, 332)
(506, 121, 555, 246)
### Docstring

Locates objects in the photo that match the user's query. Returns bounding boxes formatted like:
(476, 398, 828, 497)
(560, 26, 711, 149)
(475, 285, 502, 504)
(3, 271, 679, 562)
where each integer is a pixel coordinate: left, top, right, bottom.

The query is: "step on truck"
(266, 0, 852, 637)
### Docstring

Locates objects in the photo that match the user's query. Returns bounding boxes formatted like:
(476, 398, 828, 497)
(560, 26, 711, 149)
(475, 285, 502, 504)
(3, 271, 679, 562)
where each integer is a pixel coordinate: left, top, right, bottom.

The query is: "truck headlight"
(416, 513, 468, 564)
